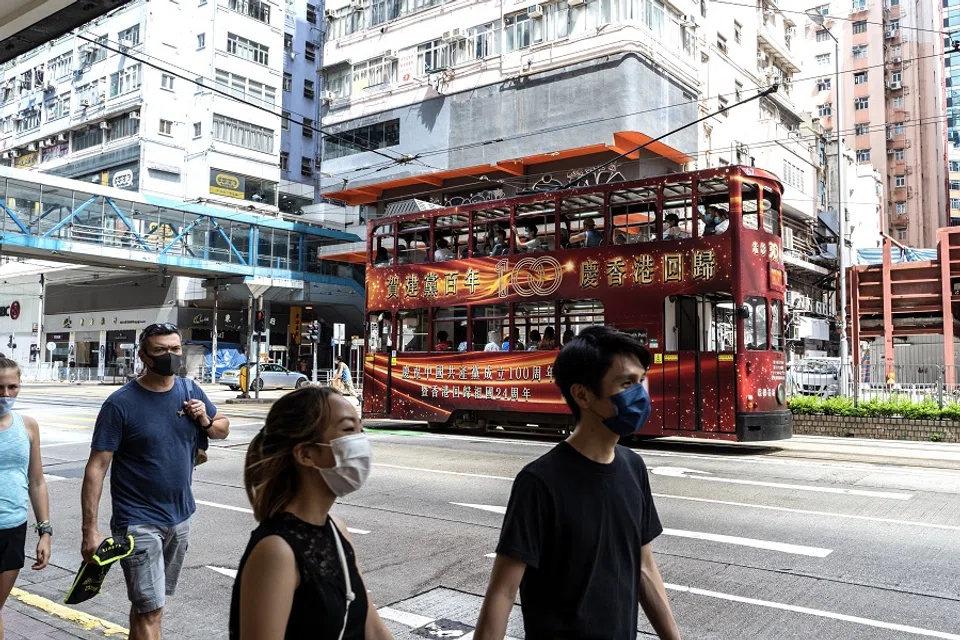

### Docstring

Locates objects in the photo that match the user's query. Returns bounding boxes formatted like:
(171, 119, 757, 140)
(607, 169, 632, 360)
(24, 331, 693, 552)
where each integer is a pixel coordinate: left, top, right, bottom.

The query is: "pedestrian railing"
(788, 363, 960, 408)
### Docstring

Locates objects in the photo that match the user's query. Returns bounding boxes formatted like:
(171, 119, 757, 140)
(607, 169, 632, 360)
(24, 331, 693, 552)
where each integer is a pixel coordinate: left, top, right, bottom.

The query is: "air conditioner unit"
(99, 121, 111, 130)
(129, 111, 140, 120)
(527, 4, 544, 18)
(382, 49, 398, 60)
(27, 143, 37, 151)
(786, 324, 800, 341)
(889, 80, 901, 90)
(892, 56, 902, 63)
(320, 90, 337, 102)
(12, 114, 23, 121)
(568, 0, 586, 5)
(80, 99, 90, 107)
(349, 0, 365, 10)
(56, 133, 67, 142)
(118, 39, 133, 50)
(442, 28, 465, 42)
(679, 14, 697, 27)
(887, 147, 896, 155)
(0, 152, 9, 160)
(783, 226, 795, 250)
(10, 149, 19, 157)
(324, 8, 336, 18)
(906, 166, 913, 174)
(785, 26, 796, 37)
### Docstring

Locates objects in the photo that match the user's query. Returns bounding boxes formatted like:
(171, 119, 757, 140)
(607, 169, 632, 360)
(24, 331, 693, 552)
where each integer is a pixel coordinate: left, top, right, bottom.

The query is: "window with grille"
(109, 64, 141, 98)
(213, 113, 274, 152)
(302, 117, 314, 138)
(817, 77, 831, 91)
(895, 174, 906, 187)
(214, 69, 276, 107)
(854, 71, 868, 84)
(118, 25, 141, 46)
(852, 45, 867, 59)
(159, 119, 173, 135)
(854, 123, 869, 135)
(818, 102, 832, 116)
(855, 149, 871, 161)
(304, 79, 315, 100)
(896, 202, 906, 214)
(301, 156, 312, 176)
(228, 0, 270, 23)
(816, 53, 830, 66)
(852, 20, 867, 34)
(227, 33, 269, 65)
(280, 152, 289, 171)
(854, 97, 869, 110)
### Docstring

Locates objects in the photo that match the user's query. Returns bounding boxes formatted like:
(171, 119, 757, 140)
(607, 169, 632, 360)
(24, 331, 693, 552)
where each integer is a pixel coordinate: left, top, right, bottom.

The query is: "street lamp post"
(807, 10, 849, 391)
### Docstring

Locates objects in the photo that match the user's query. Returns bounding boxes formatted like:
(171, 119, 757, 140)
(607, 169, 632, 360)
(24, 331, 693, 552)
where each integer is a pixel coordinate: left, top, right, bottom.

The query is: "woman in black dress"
(230, 386, 392, 640)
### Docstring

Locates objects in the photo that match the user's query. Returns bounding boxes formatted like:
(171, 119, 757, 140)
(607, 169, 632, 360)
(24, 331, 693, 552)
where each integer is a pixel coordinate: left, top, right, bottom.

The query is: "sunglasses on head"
(140, 323, 180, 344)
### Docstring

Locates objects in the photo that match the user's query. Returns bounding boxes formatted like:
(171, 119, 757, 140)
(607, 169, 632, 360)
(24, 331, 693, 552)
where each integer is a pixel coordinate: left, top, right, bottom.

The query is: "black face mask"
(146, 352, 181, 377)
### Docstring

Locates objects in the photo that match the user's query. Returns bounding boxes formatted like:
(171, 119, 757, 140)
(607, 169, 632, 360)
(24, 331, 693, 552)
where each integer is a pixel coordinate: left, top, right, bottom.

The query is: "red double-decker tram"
(362, 166, 790, 441)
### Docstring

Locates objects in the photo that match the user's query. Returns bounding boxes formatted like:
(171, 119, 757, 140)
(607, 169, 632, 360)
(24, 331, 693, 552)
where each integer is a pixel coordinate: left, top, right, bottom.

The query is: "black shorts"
(0, 521, 27, 572)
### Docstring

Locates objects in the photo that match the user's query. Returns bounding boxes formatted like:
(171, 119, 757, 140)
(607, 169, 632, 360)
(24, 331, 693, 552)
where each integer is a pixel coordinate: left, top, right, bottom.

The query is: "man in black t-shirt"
(475, 326, 679, 640)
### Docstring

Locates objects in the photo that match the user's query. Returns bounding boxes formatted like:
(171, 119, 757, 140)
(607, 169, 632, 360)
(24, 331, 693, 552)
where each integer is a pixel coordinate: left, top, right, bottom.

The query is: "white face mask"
(314, 433, 372, 497)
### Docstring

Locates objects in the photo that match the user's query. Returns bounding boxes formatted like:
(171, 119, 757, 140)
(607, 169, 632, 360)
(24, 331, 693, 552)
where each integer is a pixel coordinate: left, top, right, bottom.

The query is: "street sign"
(334, 323, 345, 342)
(46, 341, 56, 352)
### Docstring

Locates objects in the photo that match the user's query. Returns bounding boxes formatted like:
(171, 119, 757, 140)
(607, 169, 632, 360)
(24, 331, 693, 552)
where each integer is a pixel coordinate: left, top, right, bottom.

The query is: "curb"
(9, 587, 129, 638)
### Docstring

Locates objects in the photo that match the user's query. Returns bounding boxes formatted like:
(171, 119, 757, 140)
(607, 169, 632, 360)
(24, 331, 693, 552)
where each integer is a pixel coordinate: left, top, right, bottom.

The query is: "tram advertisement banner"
(366, 238, 782, 311)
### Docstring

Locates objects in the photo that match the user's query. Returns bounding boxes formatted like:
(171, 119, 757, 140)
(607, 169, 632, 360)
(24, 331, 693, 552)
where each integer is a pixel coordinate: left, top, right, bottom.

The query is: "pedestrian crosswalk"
(377, 588, 524, 640)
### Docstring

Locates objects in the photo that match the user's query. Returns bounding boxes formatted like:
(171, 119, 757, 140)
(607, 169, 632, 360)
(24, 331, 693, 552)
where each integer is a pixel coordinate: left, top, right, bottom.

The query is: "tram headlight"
(776, 383, 786, 405)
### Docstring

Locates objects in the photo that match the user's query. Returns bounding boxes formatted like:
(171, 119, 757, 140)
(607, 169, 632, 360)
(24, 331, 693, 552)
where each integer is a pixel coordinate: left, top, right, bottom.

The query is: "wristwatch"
(35, 521, 53, 537)
(201, 417, 213, 430)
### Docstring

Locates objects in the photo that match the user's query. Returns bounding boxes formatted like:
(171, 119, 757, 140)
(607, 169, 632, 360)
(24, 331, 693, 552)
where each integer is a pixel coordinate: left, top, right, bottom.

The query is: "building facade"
(279, 0, 323, 215)
(803, 0, 945, 247)
(0, 0, 284, 209)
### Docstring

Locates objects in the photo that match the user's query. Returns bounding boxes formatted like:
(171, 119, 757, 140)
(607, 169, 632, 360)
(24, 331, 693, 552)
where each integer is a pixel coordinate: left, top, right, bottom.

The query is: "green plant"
(789, 395, 959, 420)
(787, 395, 822, 415)
(930, 432, 944, 442)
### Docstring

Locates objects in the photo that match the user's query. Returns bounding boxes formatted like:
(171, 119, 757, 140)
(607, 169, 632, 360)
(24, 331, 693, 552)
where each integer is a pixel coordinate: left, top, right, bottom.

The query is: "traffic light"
(306, 321, 320, 343)
(255, 310, 265, 333)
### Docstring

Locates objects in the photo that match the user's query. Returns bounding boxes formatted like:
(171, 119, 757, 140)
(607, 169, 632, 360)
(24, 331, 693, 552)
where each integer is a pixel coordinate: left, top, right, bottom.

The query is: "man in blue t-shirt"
(81, 323, 229, 639)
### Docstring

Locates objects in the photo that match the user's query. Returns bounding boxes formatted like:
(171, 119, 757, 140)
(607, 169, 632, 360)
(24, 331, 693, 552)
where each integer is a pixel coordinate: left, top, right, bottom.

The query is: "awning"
(322, 131, 694, 206)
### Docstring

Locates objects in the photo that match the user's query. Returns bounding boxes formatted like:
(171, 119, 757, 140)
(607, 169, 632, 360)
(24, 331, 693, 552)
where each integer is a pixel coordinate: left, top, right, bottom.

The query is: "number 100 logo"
(496, 257, 564, 298)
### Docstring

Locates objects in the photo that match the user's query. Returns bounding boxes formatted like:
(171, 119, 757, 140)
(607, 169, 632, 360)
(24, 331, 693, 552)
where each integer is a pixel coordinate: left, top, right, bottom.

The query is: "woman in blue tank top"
(0, 357, 51, 637)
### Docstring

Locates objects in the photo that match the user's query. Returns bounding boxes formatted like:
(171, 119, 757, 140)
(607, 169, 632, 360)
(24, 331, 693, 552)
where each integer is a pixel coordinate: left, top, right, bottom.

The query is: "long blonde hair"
(244, 386, 339, 521)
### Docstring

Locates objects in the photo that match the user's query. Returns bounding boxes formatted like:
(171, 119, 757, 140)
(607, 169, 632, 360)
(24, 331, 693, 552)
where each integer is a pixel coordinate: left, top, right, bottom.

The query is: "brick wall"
(792, 415, 960, 442)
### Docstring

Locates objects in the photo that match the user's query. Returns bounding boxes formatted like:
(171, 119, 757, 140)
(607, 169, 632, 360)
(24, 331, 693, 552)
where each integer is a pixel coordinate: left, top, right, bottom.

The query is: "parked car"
(791, 357, 841, 398)
(220, 363, 309, 391)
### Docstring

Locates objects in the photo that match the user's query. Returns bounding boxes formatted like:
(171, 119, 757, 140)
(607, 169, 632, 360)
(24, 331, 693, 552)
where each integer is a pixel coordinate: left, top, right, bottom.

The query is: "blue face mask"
(602, 383, 652, 436)
(0, 397, 16, 416)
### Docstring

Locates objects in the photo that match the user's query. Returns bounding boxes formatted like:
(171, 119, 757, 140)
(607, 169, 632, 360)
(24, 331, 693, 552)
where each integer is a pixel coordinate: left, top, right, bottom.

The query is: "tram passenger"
(568, 217, 603, 247)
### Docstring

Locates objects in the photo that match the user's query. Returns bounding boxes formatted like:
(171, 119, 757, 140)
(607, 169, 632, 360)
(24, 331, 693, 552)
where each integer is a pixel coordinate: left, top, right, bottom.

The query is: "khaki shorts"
(113, 518, 191, 614)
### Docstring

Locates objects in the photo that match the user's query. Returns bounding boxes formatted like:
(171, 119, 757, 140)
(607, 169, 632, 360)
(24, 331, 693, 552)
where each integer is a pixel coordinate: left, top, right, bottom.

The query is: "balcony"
(892, 213, 908, 228)
(756, 26, 801, 74)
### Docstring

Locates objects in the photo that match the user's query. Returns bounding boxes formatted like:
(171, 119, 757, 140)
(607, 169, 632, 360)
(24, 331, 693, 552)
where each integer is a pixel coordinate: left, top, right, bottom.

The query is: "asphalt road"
(11, 382, 960, 640)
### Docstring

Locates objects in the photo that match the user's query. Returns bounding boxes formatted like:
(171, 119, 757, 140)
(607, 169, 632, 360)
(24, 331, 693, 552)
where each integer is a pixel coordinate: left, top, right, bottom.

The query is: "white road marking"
(453, 503, 829, 557)
(665, 583, 960, 639)
(661, 528, 832, 557)
(375, 463, 514, 481)
(207, 566, 237, 579)
(43, 474, 67, 482)
(451, 503, 507, 515)
(376, 606, 520, 640)
(377, 607, 434, 628)
(650, 466, 913, 500)
(196, 500, 370, 534)
(484, 553, 497, 558)
(654, 492, 960, 532)
(40, 441, 90, 448)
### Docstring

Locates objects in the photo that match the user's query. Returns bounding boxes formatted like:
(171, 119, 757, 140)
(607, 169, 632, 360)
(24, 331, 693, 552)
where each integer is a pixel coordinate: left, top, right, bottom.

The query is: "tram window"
(771, 299, 784, 351)
(515, 301, 559, 351)
(744, 296, 768, 350)
(662, 198, 694, 239)
(367, 311, 392, 354)
(741, 184, 760, 230)
(711, 298, 737, 351)
(433, 306, 468, 351)
(398, 309, 428, 352)
(762, 188, 781, 235)
(399, 218, 429, 264)
(372, 223, 395, 267)
(473, 303, 509, 351)
(435, 212, 468, 261)
(515, 198, 557, 253)
(561, 194, 605, 248)
(612, 201, 657, 244)
(560, 299, 604, 346)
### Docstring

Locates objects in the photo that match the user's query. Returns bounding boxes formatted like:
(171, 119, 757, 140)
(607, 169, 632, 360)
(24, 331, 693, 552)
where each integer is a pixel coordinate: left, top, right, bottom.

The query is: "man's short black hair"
(437, 330, 448, 340)
(553, 326, 651, 420)
(139, 323, 181, 348)
(665, 213, 680, 224)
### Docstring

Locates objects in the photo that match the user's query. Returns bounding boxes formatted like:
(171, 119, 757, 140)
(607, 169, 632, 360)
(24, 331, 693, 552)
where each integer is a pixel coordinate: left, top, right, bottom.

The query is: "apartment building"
(279, 0, 324, 214)
(0, 0, 284, 208)
(803, 0, 945, 247)
(319, 0, 700, 211)
(947, 0, 959, 223)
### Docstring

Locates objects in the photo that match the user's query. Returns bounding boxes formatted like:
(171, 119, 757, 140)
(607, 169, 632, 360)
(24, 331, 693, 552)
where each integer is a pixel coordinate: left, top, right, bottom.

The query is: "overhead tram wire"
(73, 32, 432, 171)
(320, 110, 950, 205)
(562, 84, 781, 190)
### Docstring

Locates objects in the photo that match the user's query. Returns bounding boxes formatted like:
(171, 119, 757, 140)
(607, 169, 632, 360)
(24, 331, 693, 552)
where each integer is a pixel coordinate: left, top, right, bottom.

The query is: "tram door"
(662, 296, 736, 433)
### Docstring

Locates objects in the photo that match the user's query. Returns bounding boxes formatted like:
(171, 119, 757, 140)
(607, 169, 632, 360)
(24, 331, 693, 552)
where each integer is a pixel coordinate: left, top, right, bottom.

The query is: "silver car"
(220, 363, 309, 391)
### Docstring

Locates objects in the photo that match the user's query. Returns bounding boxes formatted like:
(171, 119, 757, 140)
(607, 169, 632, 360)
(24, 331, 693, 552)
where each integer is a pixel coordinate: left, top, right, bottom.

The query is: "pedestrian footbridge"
(0, 166, 363, 293)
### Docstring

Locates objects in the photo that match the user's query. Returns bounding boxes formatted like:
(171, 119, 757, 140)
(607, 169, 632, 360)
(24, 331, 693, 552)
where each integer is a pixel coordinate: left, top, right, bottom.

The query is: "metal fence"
(788, 363, 960, 407)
